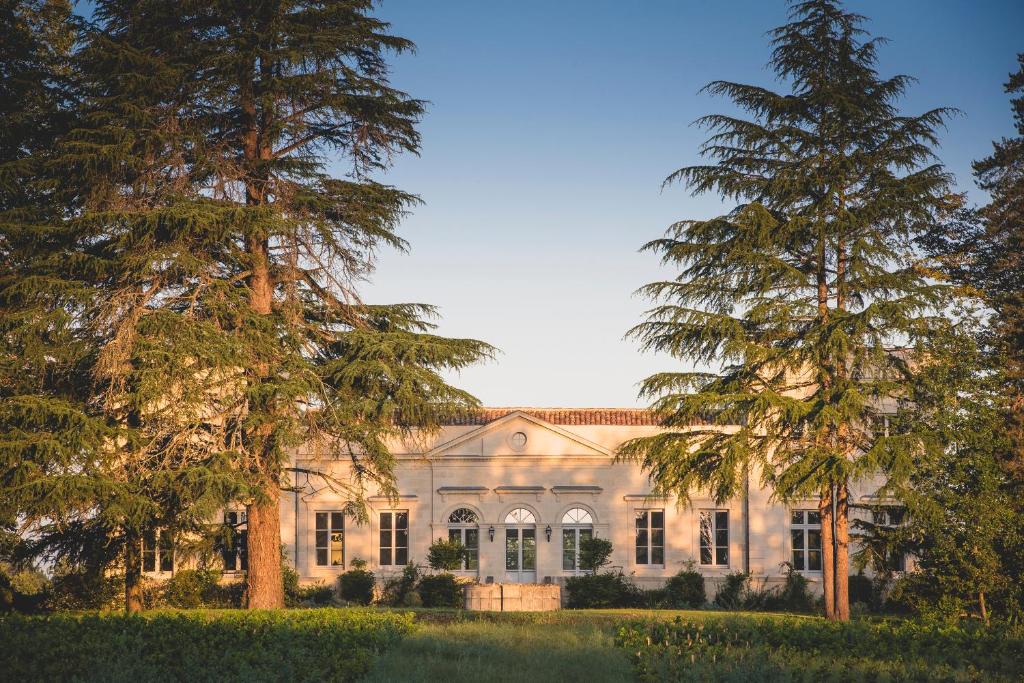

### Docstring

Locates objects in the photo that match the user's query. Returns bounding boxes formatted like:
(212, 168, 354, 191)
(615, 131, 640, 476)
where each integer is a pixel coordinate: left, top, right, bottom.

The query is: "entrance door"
(503, 508, 537, 583)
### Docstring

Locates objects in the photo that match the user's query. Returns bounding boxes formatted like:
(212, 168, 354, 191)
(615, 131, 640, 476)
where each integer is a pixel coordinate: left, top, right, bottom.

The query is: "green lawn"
(364, 609, 794, 683)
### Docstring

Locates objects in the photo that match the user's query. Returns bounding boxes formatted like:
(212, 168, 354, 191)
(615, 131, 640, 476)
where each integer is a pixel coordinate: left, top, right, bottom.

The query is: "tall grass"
(366, 614, 634, 683)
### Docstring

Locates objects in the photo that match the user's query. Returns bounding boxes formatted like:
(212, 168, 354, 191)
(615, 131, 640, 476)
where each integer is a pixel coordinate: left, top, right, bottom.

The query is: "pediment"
(427, 411, 611, 458)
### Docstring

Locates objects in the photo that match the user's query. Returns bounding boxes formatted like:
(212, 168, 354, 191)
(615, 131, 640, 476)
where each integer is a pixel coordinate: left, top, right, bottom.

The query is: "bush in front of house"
(579, 537, 614, 572)
(43, 565, 123, 611)
(418, 573, 464, 608)
(379, 563, 421, 607)
(566, 537, 645, 608)
(0, 608, 415, 682)
(711, 568, 818, 613)
(775, 563, 815, 612)
(162, 569, 225, 608)
(339, 558, 376, 605)
(427, 538, 468, 571)
(566, 572, 643, 609)
(713, 571, 750, 609)
(663, 562, 706, 608)
(292, 581, 335, 606)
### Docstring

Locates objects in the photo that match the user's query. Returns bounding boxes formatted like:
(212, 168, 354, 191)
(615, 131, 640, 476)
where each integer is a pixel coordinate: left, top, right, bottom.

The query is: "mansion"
(147, 408, 900, 591)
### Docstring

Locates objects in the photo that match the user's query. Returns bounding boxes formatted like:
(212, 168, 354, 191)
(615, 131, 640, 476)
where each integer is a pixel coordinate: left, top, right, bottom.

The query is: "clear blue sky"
(357, 1, 1022, 408)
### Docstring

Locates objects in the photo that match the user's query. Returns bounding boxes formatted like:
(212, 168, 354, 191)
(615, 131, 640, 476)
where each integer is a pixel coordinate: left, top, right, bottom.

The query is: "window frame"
(790, 509, 822, 573)
(315, 511, 346, 569)
(447, 508, 480, 571)
(142, 529, 174, 575)
(222, 510, 248, 573)
(870, 506, 907, 572)
(699, 509, 730, 568)
(379, 510, 409, 567)
(634, 509, 665, 566)
(561, 507, 595, 573)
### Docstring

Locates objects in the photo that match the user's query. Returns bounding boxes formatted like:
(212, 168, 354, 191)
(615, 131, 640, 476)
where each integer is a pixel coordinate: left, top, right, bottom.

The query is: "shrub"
(849, 572, 873, 607)
(615, 615, 1024, 681)
(380, 563, 420, 607)
(338, 559, 375, 606)
(566, 572, 642, 609)
(0, 609, 415, 682)
(418, 573, 463, 608)
(664, 563, 706, 608)
(776, 564, 814, 612)
(44, 568, 121, 611)
(0, 566, 49, 614)
(162, 569, 224, 609)
(426, 538, 467, 571)
(579, 537, 613, 572)
(713, 571, 750, 609)
(282, 561, 303, 607)
(294, 582, 334, 607)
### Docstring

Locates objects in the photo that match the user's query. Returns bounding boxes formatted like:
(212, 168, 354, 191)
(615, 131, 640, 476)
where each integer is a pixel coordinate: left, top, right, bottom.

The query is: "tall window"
(315, 512, 345, 567)
(504, 507, 536, 573)
(791, 510, 822, 571)
(222, 510, 248, 571)
(379, 511, 408, 566)
(635, 509, 664, 565)
(699, 510, 729, 566)
(142, 529, 173, 573)
(447, 508, 479, 571)
(561, 507, 594, 572)
(871, 507, 907, 571)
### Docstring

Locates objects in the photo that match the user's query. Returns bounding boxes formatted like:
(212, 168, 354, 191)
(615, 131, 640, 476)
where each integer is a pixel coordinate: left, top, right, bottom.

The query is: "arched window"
(504, 507, 536, 524)
(447, 508, 479, 571)
(449, 508, 479, 525)
(562, 507, 594, 525)
(561, 507, 594, 573)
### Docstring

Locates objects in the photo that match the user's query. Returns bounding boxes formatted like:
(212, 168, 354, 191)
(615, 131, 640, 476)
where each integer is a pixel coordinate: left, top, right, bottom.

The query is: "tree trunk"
(246, 478, 284, 609)
(124, 532, 144, 613)
(979, 591, 989, 625)
(834, 482, 850, 621)
(819, 486, 836, 620)
(239, 50, 284, 609)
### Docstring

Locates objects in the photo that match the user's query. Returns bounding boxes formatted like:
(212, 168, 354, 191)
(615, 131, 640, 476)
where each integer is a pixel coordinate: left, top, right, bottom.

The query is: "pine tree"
(925, 54, 1024, 477)
(973, 54, 1024, 476)
(2, 3, 249, 612)
(0, 0, 77, 565)
(67, 0, 493, 609)
(620, 0, 956, 621)
(917, 53, 1024, 626)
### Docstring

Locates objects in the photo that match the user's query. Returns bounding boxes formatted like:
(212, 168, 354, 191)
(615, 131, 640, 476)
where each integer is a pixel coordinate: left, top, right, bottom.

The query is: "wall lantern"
(545, 525, 552, 542)
(488, 525, 495, 542)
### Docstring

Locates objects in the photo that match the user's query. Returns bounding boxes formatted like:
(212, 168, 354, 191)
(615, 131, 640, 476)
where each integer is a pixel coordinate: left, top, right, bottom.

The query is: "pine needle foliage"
(619, 0, 957, 620)
(923, 54, 1024, 477)
(2, 1, 493, 610)
(76, 0, 493, 608)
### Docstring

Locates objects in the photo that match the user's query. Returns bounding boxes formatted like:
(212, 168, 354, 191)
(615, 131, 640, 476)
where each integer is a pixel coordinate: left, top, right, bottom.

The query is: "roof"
(445, 407, 661, 426)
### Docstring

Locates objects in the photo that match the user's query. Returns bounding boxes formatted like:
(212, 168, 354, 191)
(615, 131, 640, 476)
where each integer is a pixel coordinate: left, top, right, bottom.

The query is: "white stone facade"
(273, 408, 895, 592)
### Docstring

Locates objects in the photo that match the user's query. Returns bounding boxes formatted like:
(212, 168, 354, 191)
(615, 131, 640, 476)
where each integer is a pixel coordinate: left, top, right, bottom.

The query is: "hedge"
(0, 608, 415, 682)
(615, 615, 1024, 682)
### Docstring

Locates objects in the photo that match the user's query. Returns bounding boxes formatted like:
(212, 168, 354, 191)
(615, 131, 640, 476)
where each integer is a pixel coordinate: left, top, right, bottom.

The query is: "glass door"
(562, 527, 593, 573)
(505, 527, 536, 583)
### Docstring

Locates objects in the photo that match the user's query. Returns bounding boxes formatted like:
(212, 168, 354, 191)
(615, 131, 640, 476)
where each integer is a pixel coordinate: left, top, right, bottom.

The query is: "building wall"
(280, 410, 891, 590)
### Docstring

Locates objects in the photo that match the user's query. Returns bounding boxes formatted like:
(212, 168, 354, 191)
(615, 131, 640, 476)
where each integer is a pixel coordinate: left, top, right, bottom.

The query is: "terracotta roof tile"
(445, 407, 663, 426)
